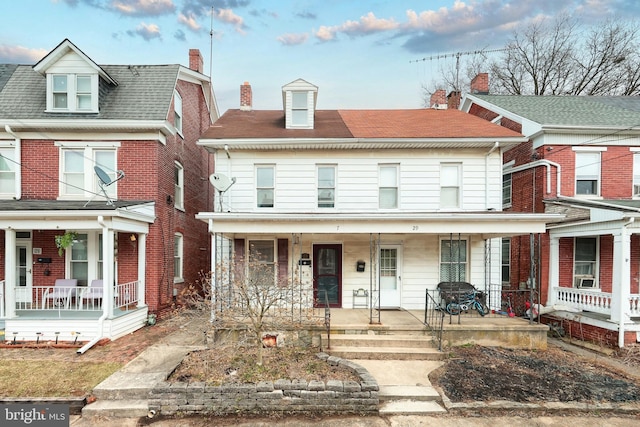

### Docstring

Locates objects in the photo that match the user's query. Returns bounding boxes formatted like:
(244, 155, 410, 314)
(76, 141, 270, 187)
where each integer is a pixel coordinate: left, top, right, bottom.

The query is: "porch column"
(210, 228, 217, 322)
(137, 233, 146, 307)
(546, 236, 560, 306)
(102, 228, 115, 318)
(611, 227, 631, 327)
(4, 229, 16, 318)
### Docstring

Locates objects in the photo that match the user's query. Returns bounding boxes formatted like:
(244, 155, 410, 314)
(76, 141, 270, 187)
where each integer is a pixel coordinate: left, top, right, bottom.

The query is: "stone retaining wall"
(149, 353, 379, 416)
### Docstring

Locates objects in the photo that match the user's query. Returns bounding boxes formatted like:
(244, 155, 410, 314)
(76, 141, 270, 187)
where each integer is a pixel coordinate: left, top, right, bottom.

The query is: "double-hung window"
(633, 151, 640, 197)
(58, 143, 119, 200)
(317, 165, 335, 208)
(174, 233, 184, 282)
(574, 150, 601, 196)
(174, 91, 183, 134)
(248, 239, 276, 285)
(291, 92, 309, 126)
(256, 165, 274, 208)
(502, 173, 512, 207)
(440, 238, 467, 282)
(49, 74, 97, 112)
(174, 162, 184, 210)
(0, 147, 16, 198)
(379, 164, 398, 209)
(501, 238, 511, 285)
(440, 163, 461, 209)
(574, 237, 598, 288)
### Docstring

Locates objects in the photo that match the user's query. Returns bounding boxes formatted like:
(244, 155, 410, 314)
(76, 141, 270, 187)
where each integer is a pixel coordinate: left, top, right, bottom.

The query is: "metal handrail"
(323, 290, 331, 351)
(424, 289, 445, 351)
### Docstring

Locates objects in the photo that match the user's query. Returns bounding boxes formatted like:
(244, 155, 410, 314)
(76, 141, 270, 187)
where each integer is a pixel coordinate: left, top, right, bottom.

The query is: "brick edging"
(148, 352, 380, 416)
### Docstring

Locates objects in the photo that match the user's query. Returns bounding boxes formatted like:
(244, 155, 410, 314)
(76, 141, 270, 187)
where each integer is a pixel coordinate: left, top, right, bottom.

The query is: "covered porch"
(0, 200, 155, 348)
(198, 210, 560, 323)
(545, 198, 640, 347)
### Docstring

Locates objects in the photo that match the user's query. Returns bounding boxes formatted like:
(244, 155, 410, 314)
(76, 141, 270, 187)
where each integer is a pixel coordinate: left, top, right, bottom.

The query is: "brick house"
(462, 77, 640, 347)
(0, 39, 217, 351)
(195, 79, 557, 322)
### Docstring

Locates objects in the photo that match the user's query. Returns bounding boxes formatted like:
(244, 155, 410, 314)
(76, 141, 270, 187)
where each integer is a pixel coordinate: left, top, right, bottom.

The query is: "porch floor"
(12, 306, 142, 320)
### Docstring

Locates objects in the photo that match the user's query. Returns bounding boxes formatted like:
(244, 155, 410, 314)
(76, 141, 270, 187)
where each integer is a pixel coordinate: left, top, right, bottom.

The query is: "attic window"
(47, 74, 98, 113)
(291, 92, 309, 126)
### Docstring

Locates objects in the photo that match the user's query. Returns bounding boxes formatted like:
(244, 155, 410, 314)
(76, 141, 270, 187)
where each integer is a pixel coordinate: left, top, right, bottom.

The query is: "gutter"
(4, 126, 21, 200)
(618, 217, 635, 348)
(77, 215, 109, 355)
(486, 142, 499, 208)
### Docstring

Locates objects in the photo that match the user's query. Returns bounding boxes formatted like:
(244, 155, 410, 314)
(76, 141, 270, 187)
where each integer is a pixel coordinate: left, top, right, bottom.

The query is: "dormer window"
(47, 73, 98, 113)
(292, 92, 309, 126)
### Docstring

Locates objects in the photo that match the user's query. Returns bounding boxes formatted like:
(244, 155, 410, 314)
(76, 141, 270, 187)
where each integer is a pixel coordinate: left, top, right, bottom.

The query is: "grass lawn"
(0, 360, 122, 397)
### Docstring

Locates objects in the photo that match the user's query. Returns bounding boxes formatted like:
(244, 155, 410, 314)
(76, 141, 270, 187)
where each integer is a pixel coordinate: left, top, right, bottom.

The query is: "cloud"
(295, 11, 316, 20)
(127, 22, 162, 41)
(110, 0, 175, 16)
(178, 12, 202, 32)
(174, 29, 186, 41)
(314, 12, 399, 41)
(181, 0, 250, 18)
(276, 33, 309, 46)
(0, 44, 48, 63)
(213, 8, 246, 34)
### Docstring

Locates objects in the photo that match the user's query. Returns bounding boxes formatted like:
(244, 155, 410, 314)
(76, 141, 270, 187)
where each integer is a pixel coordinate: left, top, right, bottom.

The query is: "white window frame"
(501, 238, 511, 285)
(47, 73, 98, 113)
(174, 91, 183, 135)
(56, 142, 120, 200)
(439, 238, 468, 282)
(440, 163, 461, 209)
(502, 173, 512, 208)
(317, 165, 336, 208)
(68, 232, 104, 288)
(174, 161, 184, 210)
(573, 236, 599, 288)
(256, 165, 275, 208)
(291, 92, 309, 127)
(573, 148, 604, 197)
(247, 238, 277, 284)
(0, 144, 18, 199)
(633, 150, 640, 198)
(379, 164, 398, 209)
(174, 233, 184, 283)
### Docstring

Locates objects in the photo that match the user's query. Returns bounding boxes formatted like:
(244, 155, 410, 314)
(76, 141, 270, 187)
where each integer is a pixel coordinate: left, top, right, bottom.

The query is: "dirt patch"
(169, 345, 361, 385)
(430, 344, 640, 403)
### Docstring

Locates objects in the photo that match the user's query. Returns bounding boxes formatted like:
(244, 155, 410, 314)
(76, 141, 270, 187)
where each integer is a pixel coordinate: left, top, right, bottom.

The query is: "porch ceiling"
(197, 211, 561, 237)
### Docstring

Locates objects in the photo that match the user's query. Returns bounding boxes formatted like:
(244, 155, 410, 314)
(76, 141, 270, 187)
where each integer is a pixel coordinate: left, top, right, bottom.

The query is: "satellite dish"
(209, 173, 236, 211)
(84, 166, 125, 207)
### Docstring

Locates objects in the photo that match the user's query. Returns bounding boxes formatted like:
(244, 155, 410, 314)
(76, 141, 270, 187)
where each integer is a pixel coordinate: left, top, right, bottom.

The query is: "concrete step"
(379, 385, 441, 402)
(328, 334, 436, 348)
(81, 399, 149, 419)
(326, 346, 445, 360)
(379, 399, 447, 415)
(329, 326, 429, 336)
(91, 371, 165, 400)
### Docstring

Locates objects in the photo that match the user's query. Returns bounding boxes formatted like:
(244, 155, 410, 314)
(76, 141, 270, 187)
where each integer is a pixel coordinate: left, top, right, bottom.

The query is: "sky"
(1, 0, 640, 115)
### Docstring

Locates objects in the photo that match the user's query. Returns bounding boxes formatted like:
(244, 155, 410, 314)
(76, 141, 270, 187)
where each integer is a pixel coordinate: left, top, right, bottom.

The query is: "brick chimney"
(447, 90, 461, 110)
(470, 73, 489, 94)
(189, 49, 203, 73)
(240, 82, 252, 111)
(430, 89, 447, 109)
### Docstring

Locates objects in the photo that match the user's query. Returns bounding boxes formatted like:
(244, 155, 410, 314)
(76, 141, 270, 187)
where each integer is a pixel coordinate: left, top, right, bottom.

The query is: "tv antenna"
(209, 173, 236, 212)
(84, 166, 125, 207)
(410, 46, 513, 91)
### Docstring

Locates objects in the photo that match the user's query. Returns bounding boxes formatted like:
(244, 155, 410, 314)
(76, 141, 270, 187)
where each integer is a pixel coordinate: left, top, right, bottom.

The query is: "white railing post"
(5, 229, 16, 318)
(546, 236, 560, 306)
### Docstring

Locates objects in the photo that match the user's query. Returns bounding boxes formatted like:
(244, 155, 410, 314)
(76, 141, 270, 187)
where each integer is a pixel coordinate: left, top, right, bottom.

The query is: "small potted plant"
(55, 231, 78, 256)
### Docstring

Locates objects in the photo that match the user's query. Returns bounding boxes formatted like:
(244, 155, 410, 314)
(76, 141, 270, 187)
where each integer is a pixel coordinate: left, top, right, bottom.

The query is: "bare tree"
(490, 16, 640, 96)
(181, 254, 321, 367)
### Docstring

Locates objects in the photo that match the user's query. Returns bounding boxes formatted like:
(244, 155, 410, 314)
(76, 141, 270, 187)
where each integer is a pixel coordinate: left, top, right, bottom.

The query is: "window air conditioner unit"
(576, 276, 597, 289)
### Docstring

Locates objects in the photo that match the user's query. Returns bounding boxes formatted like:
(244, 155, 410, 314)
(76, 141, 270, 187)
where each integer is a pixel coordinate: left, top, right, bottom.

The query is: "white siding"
(215, 148, 501, 213)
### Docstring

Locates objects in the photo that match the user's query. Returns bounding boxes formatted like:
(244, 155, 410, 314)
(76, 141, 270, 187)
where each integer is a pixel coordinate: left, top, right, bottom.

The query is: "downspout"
(506, 159, 562, 196)
(485, 142, 499, 209)
(77, 215, 109, 354)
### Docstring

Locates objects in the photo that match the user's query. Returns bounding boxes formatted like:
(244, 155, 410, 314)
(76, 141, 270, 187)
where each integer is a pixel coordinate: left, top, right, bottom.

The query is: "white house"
(196, 79, 559, 319)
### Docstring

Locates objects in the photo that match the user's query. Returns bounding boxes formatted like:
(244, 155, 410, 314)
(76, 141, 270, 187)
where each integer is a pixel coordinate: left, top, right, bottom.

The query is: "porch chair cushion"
(43, 279, 78, 309)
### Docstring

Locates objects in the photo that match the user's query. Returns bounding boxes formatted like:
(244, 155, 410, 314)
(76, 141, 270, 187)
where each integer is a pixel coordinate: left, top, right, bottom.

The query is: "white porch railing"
(0, 280, 4, 317)
(553, 287, 612, 316)
(11, 282, 140, 313)
(115, 281, 139, 312)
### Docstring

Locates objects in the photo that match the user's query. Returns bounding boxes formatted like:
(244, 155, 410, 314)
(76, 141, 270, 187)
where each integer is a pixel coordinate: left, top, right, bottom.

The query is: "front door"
(380, 245, 402, 308)
(313, 244, 342, 307)
(15, 241, 33, 305)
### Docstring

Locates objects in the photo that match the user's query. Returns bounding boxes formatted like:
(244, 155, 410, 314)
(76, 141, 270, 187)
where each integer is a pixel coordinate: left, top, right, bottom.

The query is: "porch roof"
(196, 211, 562, 237)
(0, 200, 155, 231)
